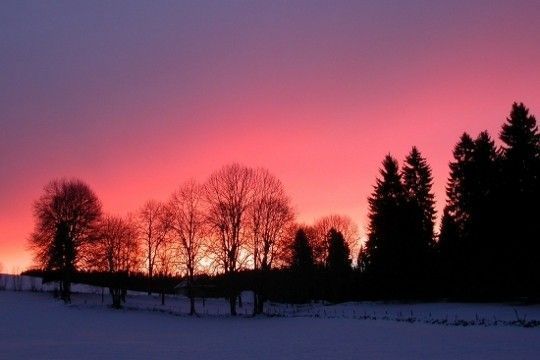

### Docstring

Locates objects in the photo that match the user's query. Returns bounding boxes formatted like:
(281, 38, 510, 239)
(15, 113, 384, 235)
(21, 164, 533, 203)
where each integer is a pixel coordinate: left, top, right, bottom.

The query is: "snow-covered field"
(1, 275, 540, 359)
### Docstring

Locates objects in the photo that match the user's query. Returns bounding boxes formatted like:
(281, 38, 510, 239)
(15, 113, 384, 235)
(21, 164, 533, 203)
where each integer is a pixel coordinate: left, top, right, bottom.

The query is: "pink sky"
(1, 1, 539, 272)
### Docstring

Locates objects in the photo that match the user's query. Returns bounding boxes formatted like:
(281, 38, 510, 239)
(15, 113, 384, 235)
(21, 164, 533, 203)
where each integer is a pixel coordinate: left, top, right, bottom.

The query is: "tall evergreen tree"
(442, 133, 476, 235)
(290, 228, 315, 273)
(499, 102, 540, 295)
(289, 228, 315, 302)
(402, 147, 436, 249)
(326, 228, 351, 274)
(440, 131, 501, 296)
(401, 147, 437, 293)
(364, 155, 410, 294)
(438, 208, 459, 266)
(439, 133, 476, 293)
(467, 131, 500, 292)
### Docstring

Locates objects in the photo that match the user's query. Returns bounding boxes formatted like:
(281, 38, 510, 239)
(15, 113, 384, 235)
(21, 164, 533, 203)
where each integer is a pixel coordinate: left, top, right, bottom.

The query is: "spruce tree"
(326, 228, 351, 274)
(401, 147, 437, 293)
(440, 131, 502, 296)
(468, 131, 500, 292)
(499, 102, 540, 295)
(289, 228, 315, 302)
(402, 147, 436, 249)
(364, 155, 409, 292)
(438, 133, 476, 293)
(291, 228, 314, 273)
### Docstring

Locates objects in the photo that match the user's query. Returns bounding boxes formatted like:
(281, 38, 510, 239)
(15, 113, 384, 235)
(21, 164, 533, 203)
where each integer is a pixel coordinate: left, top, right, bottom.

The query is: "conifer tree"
(499, 102, 540, 294)
(326, 228, 351, 274)
(291, 228, 314, 273)
(402, 147, 436, 249)
(438, 133, 475, 293)
(364, 155, 408, 281)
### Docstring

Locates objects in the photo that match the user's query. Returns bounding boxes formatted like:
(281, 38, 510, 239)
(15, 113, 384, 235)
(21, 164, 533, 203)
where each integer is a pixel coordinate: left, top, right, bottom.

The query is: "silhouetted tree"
(138, 200, 170, 294)
(442, 133, 476, 236)
(168, 179, 206, 315)
(326, 229, 351, 274)
(48, 222, 74, 282)
(499, 102, 540, 295)
(312, 214, 359, 266)
(290, 228, 315, 273)
(325, 228, 351, 301)
(204, 163, 255, 315)
(438, 207, 460, 290)
(356, 244, 367, 272)
(89, 214, 140, 308)
(289, 228, 315, 302)
(401, 147, 437, 292)
(439, 131, 501, 296)
(247, 168, 294, 314)
(30, 178, 102, 302)
(364, 155, 406, 271)
(467, 132, 501, 292)
(402, 146, 436, 249)
(364, 155, 419, 296)
(438, 133, 476, 291)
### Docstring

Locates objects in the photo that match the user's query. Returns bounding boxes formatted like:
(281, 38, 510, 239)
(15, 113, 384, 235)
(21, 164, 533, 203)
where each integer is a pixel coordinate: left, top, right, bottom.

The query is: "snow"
(1, 275, 540, 359)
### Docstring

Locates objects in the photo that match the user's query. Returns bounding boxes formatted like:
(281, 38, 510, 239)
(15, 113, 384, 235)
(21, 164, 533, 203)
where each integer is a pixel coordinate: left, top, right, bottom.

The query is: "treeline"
(28, 102, 540, 313)
(359, 102, 540, 300)
(28, 163, 358, 313)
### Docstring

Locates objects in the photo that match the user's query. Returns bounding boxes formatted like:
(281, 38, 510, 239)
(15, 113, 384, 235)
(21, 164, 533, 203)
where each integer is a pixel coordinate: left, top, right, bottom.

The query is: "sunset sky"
(1, 1, 539, 272)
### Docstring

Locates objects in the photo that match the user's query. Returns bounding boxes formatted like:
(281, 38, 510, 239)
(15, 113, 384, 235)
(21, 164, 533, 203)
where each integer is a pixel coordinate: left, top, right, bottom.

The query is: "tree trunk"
(62, 277, 71, 303)
(256, 294, 265, 314)
(229, 295, 237, 316)
(252, 291, 258, 316)
(121, 288, 127, 303)
(189, 295, 196, 315)
(110, 288, 122, 309)
(188, 273, 196, 315)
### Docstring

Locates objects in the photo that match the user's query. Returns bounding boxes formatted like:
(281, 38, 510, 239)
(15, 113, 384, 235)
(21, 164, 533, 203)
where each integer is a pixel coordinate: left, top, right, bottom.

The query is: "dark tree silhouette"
(467, 132, 501, 292)
(441, 133, 476, 238)
(290, 228, 315, 273)
(402, 146, 436, 249)
(204, 163, 255, 315)
(401, 147, 438, 293)
(440, 131, 501, 296)
(438, 207, 460, 278)
(326, 229, 351, 274)
(48, 222, 75, 280)
(30, 178, 102, 302)
(89, 215, 140, 308)
(311, 214, 359, 266)
(356, 244, 367, 272)
(364, 155, 411, 295)
(168, 180, 206, 315)
(499, 102, 540, 294)
(247, 168, 294, 314)
(289, 227, 315, 302)
(138, 200, 170, 294)
(439, 133, 476, 287)
(325, 228, 351, 301)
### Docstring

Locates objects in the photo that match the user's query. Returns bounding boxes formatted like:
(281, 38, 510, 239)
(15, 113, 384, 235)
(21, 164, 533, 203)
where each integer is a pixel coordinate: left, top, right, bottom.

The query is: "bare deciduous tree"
(204, 163, 255, 315)
(89, 214, 140, 308)
(29, 178, 102, 302)
(168, 179, 206, 315)
(312, 214, 359, 266)
(138, 200, 170, 293)
(248, 168, 294, 314)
